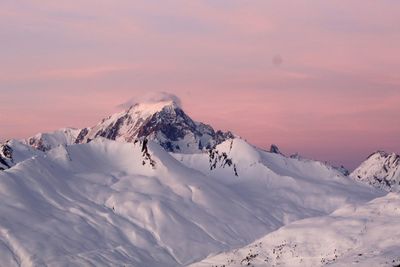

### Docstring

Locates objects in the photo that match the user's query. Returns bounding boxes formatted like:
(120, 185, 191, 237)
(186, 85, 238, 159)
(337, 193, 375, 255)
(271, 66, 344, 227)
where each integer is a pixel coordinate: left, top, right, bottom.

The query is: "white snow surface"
(0, 137, 384, 266)
(192, 193, 400, 267)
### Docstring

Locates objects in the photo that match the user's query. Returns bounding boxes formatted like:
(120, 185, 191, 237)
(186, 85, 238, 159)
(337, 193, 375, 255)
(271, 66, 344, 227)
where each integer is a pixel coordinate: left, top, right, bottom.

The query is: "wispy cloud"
(1, 0, 400, 168)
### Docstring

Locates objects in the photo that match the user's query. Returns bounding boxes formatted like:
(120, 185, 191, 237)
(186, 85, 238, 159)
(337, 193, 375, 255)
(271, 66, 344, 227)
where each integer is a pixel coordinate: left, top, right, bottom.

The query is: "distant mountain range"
(3, 99, 398, 192)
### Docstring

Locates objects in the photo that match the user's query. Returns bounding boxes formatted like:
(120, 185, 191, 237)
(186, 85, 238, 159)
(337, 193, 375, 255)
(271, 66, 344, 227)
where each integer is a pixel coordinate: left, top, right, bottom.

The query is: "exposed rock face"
(75, 128, 89, 144)
(75, 100, 234, 153)
(351, 151, 400, 192)
(290, 153, 301, 159)
(334, 165, 350, 176)
(0, 143, 13, 170)
(270, 144, 282, 155)
(208, 145, 238, 176)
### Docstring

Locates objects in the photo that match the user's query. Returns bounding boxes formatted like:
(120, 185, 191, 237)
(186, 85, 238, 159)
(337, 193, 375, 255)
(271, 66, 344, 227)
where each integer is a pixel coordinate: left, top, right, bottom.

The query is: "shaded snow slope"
(351, 151, 400, 192)
(173, 138, 379, 216)
(0, 139, 381, 266)
(192, 193, 400, 267)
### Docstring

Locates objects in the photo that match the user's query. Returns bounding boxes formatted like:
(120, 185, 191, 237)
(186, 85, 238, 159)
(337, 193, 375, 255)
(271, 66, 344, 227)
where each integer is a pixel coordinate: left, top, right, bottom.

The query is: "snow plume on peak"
(117, 91, 182, 109)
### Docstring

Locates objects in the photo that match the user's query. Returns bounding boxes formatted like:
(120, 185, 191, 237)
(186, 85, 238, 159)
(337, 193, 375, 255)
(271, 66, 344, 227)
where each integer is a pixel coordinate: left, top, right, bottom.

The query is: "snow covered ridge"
(0, 138, 382, 266)
(351, 151, 400, 192)
(191, 193, 400, 267)
(24, 128, 81, 152)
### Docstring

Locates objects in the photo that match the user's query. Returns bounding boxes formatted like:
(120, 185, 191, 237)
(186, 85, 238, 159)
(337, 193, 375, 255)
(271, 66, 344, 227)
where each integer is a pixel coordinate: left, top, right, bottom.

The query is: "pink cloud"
(1, 0, 400, 169)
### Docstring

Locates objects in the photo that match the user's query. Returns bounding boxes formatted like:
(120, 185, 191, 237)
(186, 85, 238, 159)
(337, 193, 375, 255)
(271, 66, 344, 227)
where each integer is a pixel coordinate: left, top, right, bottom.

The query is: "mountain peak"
(269, 144, 283, 155)
(75, 99, 233, 153)
(367, 150, 390, 159)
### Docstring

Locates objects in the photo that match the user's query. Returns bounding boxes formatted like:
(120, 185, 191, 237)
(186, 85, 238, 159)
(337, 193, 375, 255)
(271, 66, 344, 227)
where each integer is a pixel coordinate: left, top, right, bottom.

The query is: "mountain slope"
(75, 100, 233, 153)
(0, 138, 382, 266)
(192, 193, 400, 267)
(351, 151, 400, 192)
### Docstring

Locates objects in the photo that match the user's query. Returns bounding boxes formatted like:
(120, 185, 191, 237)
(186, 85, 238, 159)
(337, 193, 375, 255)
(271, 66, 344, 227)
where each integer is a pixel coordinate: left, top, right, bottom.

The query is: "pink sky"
(1, 1, 400, 169)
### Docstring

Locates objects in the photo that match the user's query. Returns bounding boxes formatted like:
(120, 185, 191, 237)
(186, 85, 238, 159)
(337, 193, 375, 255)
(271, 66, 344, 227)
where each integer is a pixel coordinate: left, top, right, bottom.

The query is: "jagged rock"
(335, 165, 350, 176)
(290, 153, 301, 159)
(208, 146, 238, 176)
(1, 143, 12, 159)
(0, 143, 13, 170)
(75, 128, 89, 144)
(270, 144, 282, 155)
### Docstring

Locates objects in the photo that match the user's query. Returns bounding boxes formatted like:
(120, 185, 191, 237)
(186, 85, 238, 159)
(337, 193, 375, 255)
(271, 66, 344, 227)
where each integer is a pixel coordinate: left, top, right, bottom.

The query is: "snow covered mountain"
(192, 193, 400, 267)
(75, 100, 233, 153)
(351, 151, 400, 192)
(0, 98, 395, 266)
